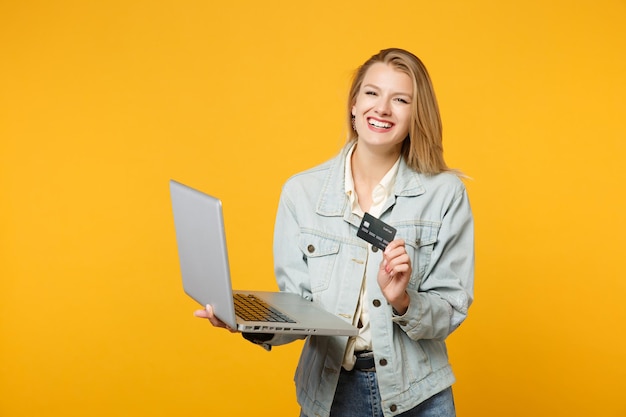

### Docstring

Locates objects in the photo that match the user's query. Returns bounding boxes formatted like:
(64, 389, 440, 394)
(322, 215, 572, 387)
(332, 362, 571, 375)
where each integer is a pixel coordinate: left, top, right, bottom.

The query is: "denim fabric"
(300, 370, 455, 417)
(272, 143, 474, 417)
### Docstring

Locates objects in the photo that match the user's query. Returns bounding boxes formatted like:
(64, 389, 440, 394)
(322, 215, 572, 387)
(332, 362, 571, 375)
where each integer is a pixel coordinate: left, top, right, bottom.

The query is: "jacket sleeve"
(251, 185, 310, 348)
(393, 183, 475, 341)
(273, 187, 314, 300)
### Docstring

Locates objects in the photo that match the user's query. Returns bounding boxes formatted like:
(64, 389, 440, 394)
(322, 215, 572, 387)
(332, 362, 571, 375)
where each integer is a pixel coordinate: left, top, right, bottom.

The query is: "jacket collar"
(316, 143, 425, 220)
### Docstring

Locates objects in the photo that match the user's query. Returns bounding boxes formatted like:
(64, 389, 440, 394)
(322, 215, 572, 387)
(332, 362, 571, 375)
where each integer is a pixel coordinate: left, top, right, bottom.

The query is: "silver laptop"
(169, 180, 358, 336)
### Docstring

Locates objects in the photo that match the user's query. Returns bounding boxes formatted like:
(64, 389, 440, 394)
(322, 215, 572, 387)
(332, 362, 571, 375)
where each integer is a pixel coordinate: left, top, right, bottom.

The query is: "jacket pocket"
(298, 231, 341, 292)
(395, 221, 440, 287)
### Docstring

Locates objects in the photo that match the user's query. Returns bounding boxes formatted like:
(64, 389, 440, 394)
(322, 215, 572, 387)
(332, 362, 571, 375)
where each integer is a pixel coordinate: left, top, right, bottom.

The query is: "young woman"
(196, 48, 474, 417)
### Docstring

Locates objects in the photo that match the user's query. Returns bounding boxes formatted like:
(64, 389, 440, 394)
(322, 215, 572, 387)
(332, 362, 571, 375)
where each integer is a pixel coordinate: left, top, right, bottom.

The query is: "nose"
(375, 98, 391, 116)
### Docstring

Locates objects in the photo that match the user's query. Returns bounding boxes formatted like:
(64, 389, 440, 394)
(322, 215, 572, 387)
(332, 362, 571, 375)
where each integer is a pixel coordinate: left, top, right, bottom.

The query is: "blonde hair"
(347, 48, 450, 174)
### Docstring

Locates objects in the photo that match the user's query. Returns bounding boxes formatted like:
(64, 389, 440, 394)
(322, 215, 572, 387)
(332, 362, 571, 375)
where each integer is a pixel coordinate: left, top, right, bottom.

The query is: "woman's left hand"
(377, 239, 412, 315)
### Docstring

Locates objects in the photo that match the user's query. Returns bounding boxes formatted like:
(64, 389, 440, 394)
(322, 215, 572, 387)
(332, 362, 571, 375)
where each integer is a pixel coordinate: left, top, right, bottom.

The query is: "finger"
(381, 258, 390, 274)
(383, 251, 408, 274)
(384, 250, 409, 269)
(194, 309, 209, 318)
(384, 244, 407, 263)
(389, 263, 410, 277)
(387, 255, 412, 277)
(384, 238, 406, 254)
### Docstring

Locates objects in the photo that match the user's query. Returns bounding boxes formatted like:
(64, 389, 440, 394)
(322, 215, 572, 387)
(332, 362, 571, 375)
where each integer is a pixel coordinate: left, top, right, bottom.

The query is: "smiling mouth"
(368, 118, 393, 129)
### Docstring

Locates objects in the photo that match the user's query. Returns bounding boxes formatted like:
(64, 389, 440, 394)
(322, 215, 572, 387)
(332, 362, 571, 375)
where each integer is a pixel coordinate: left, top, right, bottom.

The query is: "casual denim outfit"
(269, 144, 474, 417)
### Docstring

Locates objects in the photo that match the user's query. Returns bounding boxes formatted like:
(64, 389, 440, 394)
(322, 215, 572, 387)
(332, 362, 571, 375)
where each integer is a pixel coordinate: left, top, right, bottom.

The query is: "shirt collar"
(315, 143, 425, 219)
(344, 142, 401, 215)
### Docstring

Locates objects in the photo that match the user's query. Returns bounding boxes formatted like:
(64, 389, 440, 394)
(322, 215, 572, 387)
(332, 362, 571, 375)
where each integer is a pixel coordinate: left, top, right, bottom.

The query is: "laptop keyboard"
(233, 293, 297, 323)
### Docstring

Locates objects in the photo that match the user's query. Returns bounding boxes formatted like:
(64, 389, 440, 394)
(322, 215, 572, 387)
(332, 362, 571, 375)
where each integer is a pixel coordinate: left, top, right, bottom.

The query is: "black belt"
(353, 351, 376, 372)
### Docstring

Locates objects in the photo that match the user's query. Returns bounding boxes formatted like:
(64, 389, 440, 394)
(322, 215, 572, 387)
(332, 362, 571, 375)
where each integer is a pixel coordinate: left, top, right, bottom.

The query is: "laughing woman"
(196, 48, 475, 417)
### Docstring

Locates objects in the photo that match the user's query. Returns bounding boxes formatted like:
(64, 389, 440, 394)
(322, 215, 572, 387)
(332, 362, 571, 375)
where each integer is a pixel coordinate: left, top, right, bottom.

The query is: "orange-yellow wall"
(1, 1, 625, 416)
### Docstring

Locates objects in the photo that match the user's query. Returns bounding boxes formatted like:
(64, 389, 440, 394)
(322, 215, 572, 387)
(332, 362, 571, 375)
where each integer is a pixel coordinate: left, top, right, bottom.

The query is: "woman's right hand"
(194, 305, 237, 333)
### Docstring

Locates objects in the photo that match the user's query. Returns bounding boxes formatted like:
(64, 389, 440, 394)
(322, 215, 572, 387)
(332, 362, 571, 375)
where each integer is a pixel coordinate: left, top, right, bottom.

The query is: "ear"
(351, 105, 355, 117)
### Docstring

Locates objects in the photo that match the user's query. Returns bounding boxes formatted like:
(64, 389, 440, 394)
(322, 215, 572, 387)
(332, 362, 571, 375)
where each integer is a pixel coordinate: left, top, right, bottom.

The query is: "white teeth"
(369, 119, 392, 128)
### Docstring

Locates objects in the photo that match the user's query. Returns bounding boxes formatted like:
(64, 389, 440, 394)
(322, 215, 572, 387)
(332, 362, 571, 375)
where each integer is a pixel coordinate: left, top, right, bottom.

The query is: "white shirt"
(342, 143, 400, 370)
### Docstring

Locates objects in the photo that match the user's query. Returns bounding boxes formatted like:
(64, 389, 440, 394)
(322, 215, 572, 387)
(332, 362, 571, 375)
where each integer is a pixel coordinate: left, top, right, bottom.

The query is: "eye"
(364, 90, 377, 96)
(395, 97, 410, 104)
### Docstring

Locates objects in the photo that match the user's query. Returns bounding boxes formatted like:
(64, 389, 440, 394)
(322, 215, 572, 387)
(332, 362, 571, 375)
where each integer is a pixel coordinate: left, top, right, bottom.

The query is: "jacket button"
(372, 299, 381, 307)
(371, 245, 379, 252)
(379, 358, 388, 366)
(390, 404, 397, 412)
(307, 244, 315, 253)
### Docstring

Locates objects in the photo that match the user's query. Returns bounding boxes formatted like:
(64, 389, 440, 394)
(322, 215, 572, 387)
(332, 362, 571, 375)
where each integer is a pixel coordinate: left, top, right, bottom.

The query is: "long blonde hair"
(347, 48, 450, 174)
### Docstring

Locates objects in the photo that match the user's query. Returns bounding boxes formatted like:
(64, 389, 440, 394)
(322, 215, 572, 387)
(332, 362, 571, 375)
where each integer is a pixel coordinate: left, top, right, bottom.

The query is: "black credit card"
(357, 212, 397, 250)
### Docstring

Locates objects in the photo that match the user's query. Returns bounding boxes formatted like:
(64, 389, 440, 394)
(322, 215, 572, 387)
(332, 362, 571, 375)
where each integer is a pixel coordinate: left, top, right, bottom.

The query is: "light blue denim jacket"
(270, 144, 474, 417)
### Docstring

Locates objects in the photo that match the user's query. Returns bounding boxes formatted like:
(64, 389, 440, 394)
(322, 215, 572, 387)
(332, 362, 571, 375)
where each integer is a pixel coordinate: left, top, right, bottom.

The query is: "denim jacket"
(270, 144, 474, 417)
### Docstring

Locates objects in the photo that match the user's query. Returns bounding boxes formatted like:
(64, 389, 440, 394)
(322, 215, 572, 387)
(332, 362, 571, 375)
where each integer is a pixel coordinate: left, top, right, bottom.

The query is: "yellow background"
(1, 1, 625, 416)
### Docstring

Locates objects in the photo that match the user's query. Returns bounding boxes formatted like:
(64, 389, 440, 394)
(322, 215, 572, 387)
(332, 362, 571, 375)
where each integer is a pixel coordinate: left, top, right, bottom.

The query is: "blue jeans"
(300, 369, 455, 417)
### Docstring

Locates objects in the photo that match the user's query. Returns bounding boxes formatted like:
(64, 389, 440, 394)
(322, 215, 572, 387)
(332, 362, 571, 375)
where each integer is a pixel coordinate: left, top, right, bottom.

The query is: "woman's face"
(352, 62, 413, 154)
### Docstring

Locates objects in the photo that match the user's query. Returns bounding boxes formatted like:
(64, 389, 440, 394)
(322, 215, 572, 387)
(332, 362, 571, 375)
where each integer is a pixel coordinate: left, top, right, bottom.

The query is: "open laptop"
(169, 179, 358, 336)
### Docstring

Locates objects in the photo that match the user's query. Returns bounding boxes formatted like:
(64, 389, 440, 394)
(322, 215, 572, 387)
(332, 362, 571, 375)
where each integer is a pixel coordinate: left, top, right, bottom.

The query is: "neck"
(351, 142, 400, 188)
